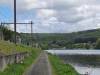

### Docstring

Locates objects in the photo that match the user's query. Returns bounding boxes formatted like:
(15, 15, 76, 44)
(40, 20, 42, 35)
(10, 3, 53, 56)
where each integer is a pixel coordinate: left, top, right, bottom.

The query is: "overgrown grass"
(49, 54, 80, 75)
(0, 47, 41, 75)
(0, 40, 36, 55)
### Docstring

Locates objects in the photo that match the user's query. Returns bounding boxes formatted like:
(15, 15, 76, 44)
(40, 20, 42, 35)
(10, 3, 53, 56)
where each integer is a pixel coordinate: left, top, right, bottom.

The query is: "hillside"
(20, 28, 100, 49)
(0, 40, 33, 55)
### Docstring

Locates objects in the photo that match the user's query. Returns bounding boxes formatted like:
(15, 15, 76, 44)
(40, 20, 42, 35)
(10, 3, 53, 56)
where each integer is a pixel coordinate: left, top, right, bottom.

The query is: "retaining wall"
(0, 52, 29, 71)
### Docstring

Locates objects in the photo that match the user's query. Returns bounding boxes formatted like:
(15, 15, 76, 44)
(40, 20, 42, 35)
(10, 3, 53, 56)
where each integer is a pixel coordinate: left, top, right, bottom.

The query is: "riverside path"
(24, 51, 52, 75)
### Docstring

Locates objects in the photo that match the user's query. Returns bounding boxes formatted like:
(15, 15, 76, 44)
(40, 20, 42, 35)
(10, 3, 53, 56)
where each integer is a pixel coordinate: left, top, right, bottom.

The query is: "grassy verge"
(0, 40, 37, 55)
(49, 54, 80, 75)
(0, 47, 41, 75)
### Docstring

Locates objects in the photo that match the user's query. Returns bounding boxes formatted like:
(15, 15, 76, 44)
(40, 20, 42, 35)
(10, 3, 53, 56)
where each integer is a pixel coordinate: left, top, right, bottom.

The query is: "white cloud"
(17, 0, 47, 11)
(37, 9, 56, 19)
(1, 0, 100, 33)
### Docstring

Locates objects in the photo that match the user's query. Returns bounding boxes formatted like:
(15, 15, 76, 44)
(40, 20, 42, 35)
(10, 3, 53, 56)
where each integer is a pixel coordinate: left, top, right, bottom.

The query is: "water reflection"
(46, 50, 100, 75)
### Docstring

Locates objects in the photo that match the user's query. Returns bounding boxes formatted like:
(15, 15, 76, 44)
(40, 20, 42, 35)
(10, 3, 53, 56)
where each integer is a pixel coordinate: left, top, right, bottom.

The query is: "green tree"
(84, 43, 90, 49)
(95, 38, 100, 49)
(0, 25, 14, 41)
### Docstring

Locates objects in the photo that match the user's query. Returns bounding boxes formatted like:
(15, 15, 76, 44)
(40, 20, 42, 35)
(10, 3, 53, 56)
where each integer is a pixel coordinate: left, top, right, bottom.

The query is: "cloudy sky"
(0, 0, 100, 33)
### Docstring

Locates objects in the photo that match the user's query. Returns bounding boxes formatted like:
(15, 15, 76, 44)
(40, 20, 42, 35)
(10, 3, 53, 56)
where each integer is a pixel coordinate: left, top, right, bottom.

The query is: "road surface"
(24, 52, 52, 75)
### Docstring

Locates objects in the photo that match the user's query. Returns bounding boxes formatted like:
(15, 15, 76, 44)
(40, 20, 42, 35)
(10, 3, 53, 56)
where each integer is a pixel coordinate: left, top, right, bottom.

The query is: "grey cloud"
(42, 0, 100, 23)
(1, 0, 100, 33)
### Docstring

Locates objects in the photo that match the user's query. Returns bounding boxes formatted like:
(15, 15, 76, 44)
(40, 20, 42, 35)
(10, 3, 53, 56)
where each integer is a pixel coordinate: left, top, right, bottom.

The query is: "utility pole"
(31, 21, 33, 47)
(1, 0, 34, 46)
(14, 0, 17, 44)
(31, 21, 33, 38)
(0, 22, 3, 40)
(1, 22, 33, 46)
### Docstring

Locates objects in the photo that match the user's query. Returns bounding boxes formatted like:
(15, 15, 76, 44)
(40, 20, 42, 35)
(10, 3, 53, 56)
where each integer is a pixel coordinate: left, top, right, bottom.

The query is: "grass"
(49, 54, 80, 75)
(0, 40, 41, 75)
(0, 40, 34, 55)
(0, 47, 41, 75)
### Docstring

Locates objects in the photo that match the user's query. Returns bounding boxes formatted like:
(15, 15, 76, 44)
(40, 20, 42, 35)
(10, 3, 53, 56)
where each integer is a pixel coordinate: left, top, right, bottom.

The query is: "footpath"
(24, 51, 52, 75)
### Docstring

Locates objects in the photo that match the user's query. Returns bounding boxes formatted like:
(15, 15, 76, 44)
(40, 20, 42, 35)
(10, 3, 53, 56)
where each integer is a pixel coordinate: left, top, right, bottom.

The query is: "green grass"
(0, 47, 41, 75)
(0, 40, 35, 55)
(49, 54, 80, 75)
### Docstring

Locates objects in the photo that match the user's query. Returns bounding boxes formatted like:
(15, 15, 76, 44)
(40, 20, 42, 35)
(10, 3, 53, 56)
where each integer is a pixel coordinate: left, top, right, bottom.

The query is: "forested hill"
(27, 28, 100, 42)
(20, 29, 100, 42)
(20, 28, 100, 49)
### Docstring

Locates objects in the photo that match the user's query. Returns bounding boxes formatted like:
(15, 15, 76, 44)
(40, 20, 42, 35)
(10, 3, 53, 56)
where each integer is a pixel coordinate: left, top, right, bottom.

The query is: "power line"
(1, 21, 34, 45)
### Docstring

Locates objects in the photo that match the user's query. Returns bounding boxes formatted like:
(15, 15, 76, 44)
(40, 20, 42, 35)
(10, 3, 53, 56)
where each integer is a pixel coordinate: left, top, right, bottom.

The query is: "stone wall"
(0, 52, 29, 71)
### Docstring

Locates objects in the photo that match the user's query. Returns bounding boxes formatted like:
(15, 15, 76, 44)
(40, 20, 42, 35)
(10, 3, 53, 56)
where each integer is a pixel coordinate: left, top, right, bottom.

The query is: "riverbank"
(47, 50, 100, 75)
(71, 63, 100, 75)
(48, 54, 79, 75)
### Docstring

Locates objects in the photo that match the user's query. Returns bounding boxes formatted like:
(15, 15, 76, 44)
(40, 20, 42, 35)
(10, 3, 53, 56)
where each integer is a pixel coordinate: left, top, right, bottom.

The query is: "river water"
(46, 50, 100, 75)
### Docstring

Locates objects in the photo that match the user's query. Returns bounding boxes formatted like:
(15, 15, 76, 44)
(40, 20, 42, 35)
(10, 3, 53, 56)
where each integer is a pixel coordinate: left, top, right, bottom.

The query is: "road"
(24, 52, 52, 75)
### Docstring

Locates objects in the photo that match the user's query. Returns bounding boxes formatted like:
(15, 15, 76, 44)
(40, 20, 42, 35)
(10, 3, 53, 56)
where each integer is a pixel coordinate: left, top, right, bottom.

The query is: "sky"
(0, 0, 100, 33)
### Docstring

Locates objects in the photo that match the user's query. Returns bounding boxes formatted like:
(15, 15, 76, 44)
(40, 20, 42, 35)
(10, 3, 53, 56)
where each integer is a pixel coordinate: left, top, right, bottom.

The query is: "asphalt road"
(24, 52, 52, 75)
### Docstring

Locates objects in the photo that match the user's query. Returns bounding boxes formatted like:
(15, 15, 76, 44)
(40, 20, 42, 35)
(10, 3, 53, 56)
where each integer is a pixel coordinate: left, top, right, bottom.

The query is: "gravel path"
(24, 52, 52, 75)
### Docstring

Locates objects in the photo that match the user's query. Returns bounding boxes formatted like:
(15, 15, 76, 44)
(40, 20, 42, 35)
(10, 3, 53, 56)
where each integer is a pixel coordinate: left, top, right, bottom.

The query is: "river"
(46, 50, 100, 75)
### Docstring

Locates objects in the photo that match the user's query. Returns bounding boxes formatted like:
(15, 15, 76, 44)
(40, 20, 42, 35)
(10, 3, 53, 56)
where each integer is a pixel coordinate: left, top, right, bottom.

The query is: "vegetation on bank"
(2, 23, 100, 50)
(0, 25, 15, 41)
(0, 25, 42, 75)
(0, 40, 35, 55)
(95, 38, 100, 49)
(49, 54, 79, 75)
(29, 29, 100, 49)
(0, 46, 41, 75)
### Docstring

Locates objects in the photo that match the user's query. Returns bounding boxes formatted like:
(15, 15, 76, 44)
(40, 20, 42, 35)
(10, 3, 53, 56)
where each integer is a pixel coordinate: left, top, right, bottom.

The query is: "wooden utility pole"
(14, 0, 17, 44)
(1, 0, 34, 46)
